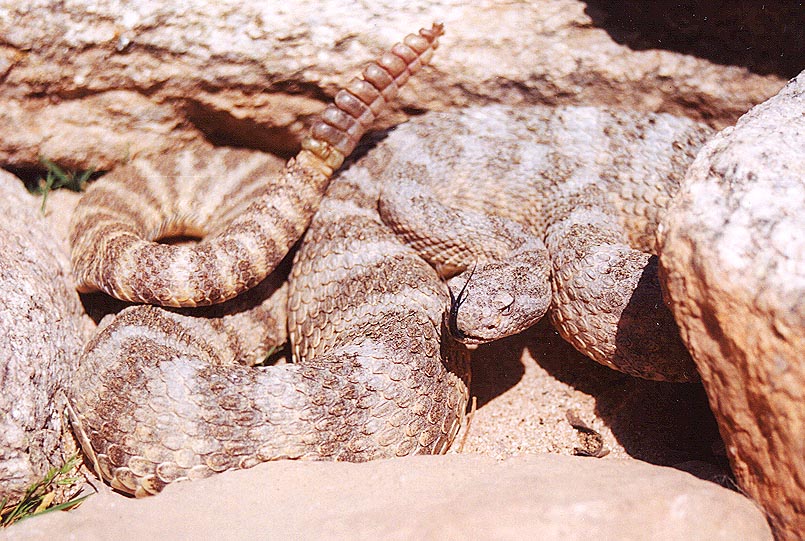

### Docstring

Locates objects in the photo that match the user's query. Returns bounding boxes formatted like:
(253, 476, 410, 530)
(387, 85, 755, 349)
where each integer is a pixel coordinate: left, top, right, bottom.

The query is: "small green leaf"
(1, 453, 88, 527)
(35, 157, 95, 213)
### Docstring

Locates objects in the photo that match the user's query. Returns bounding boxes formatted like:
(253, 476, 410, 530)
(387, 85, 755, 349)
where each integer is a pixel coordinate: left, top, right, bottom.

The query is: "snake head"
(445, 262, 551, 345)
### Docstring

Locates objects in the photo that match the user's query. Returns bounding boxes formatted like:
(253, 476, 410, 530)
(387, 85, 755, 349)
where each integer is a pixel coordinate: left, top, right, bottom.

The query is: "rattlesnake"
(66, 23, 714, 496)
(67, 24, 470, 497)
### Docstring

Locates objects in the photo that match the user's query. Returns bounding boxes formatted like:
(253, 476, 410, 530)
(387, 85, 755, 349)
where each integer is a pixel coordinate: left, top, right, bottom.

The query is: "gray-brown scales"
(67, 24, 469, 498)
(375, 105, 713, 381)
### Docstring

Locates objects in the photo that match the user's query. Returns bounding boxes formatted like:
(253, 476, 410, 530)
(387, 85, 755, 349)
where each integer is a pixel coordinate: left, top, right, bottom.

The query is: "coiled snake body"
(377, 105, 713, 381)
(67, 24, 470, 497)
(67, 23, 714, 497)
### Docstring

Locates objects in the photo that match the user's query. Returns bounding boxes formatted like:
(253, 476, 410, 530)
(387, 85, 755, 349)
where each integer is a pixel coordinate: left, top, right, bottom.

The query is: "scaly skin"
(67, 24, 470, 498)
(69, 23, 444, 308)
(377, 105, 714, 381)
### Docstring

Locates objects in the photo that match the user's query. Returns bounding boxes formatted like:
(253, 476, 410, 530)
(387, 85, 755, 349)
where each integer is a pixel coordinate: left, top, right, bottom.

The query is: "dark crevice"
(2, 165, 49, 190)
(183, 98, 307, 158)
(181, 81, 338, 158)
(269, 79, 333, 103)
(154, 234, 204, 246)
(399, 105, 430, 117)
(1, 164, 105, 194)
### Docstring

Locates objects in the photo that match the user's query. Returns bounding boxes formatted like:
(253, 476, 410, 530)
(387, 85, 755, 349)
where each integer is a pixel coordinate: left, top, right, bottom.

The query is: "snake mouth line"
(450, 332, 487, 347)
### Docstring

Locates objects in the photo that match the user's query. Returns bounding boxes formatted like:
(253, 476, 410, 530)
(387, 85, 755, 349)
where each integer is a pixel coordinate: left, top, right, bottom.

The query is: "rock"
(2, 454, 773, 540)
(658, 71, 805, 540)
(0, 0, 788, 171)
(0, 171, 86, 503)
(39, 189, 86, 258)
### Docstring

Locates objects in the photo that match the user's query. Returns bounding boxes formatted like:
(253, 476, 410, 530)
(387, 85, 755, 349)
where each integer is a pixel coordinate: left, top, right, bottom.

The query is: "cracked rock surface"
(0, 171, 86, 502)
(0, 0, 791, 171)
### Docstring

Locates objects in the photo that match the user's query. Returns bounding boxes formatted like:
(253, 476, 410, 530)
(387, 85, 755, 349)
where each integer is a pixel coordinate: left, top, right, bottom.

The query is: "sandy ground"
(461, 318, 726, 472)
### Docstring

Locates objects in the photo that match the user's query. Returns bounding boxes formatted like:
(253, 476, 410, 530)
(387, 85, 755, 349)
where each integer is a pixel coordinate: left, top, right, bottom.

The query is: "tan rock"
(0, 0, 787, 171)
(3, 454, 773, 540)
(658, 71, 805, 540)
(0, 171, 86, 503)
(39, 189, 85, 258)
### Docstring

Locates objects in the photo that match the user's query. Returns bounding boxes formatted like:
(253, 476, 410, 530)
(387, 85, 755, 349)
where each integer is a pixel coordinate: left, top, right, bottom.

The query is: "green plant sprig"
(1, 453, 90, 527)
(36, 157, 94, 213)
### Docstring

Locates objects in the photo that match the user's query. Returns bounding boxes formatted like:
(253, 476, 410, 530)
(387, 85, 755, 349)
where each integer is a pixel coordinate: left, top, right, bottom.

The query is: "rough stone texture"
(0, 0, 791, 172)
(39, 189, 85, 258)
(2, 454, 773, 540)
(658, 71, 805, 540)
(0, 170, 86, 502)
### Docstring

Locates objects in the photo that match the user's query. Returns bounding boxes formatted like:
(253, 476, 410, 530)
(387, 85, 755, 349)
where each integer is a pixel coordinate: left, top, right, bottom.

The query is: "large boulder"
(0, 0, 789, 171)
(2, 454, 773, 540)
(659, 71, 805, 540)
(0, 171, 86, 503)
